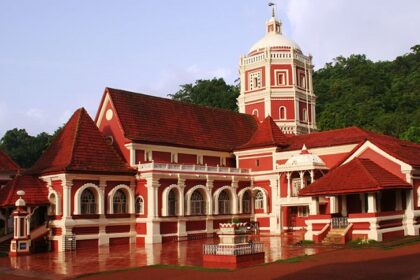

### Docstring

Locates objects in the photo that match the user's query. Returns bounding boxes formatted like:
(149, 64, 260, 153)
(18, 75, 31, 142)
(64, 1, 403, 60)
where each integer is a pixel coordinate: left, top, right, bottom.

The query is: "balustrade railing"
(138, 162, 250, 175)
(331, 217, 348, 229)
(203, 243, 264, 256)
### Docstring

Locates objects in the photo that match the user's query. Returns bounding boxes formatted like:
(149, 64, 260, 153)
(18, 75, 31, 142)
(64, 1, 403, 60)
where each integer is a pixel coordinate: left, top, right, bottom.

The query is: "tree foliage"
(0, 127, 62, 168)
(168, 78, 240, 111)
(314, 45, 420, 142)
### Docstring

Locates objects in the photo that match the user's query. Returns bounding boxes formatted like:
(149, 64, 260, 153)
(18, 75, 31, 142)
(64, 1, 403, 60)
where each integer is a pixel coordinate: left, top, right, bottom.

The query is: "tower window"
(248, 71, 262, 90)
(252, 109, 259, 117)
(303, 108, 308, 122)
(279, 106, 287, 120)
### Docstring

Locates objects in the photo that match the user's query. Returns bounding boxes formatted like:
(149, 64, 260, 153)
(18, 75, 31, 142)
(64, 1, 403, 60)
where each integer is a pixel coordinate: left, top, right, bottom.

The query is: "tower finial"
(268, 2, 276, 18)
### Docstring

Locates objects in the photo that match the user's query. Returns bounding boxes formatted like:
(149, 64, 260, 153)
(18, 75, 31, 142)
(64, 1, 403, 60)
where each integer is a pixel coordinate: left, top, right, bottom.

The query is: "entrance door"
(287, 207, 298, 230)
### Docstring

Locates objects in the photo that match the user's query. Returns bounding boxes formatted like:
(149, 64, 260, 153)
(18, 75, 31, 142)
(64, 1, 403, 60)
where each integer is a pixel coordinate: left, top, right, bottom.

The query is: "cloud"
(282, 0, 420, 68)
(143, 64, 233, 97)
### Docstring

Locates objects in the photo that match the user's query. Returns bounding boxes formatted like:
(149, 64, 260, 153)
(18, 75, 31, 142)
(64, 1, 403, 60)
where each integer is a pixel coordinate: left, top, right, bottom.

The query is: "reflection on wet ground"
(0, 234, 338, 279)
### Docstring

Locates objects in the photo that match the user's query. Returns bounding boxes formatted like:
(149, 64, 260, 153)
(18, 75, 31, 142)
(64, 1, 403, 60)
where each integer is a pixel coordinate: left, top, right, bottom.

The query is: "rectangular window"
(298, 206, 309, 217)
(291, 179, 301, 197)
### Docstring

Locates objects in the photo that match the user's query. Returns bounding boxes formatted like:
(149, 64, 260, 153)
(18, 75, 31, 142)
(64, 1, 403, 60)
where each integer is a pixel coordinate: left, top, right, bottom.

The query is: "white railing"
(203, 243, 264, 256)
(138, 161, 250, 175)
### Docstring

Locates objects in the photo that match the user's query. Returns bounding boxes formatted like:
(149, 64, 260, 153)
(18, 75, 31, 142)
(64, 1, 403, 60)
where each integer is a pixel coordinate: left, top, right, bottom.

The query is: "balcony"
(138, 161, 250, 175)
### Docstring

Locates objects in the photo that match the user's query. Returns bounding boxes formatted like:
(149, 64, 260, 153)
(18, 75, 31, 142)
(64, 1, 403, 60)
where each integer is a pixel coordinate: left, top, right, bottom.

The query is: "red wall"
(239, 154, 273, 172)
(178, 153, 197, 164)
(245, 101, 265, 122)
(98, 100, 130, 163)
(270, 64, 293, 86)
(153, 151, 171, 163)
(271, 100, 295, 121)
(203, 156, 220, 166)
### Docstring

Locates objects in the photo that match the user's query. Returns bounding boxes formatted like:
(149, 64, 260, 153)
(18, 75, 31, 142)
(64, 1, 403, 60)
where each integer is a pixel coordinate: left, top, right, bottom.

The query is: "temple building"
(0, 10, 419, 253)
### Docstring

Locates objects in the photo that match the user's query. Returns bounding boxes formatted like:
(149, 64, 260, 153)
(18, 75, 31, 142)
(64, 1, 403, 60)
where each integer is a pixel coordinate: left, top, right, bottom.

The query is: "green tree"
(168, 78, 240, 111)
(314, 45, 420, 142)
(0, 126, 63, 168)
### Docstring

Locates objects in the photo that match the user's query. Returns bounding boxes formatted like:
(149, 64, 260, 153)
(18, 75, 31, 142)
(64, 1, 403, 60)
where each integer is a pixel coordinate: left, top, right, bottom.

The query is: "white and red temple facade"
(0, 12, 419, 253)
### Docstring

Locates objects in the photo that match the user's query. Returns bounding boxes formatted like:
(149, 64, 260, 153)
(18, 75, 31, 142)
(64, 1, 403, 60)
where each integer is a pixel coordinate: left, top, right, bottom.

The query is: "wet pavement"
(0, 234, 337, 279)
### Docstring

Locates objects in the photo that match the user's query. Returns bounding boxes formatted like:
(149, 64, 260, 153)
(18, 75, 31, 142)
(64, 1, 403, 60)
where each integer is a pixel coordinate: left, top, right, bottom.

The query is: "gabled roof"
(284, 127, 420, 168)
(235, 116, 288, 151)
(299, 158, 411, 196)
(0, 175, 48, 207)
(28, 108, 136, 176)
(99, 88, 258, 152)
(0, 149, 19, 173)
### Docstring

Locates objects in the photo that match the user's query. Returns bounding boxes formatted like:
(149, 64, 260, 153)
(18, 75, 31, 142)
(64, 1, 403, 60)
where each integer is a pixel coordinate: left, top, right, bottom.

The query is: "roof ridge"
(68, 108, 85, 169)
(106, 87, 252, 118)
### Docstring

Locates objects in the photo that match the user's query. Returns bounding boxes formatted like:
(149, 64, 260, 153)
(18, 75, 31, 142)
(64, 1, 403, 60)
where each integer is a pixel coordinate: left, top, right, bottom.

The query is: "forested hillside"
(314, 45, 420, 142)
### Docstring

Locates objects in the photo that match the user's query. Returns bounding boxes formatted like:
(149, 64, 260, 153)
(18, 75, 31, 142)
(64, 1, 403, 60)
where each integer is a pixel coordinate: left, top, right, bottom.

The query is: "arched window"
(252, 109, 259, 117)
(218, 190, 230, 214)
(243, 191, 251, 214)
(81, 189, 96, 214)
(135, 196, 144, 214)
(191, 190, 205, 215)
(113, 189, 127, 214)
(48, 193, 56, 216)
(279, 106, 286, 120)
(168, 189, 177, 216)
(255, 191, 264, 210)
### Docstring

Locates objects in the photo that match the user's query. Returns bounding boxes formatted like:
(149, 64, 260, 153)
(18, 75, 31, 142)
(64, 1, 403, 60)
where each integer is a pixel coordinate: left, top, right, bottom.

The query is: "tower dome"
(249, 17, 301, 54)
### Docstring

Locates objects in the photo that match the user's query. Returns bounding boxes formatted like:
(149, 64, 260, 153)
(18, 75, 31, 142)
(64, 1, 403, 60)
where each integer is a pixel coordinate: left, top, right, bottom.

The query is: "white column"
(178, 179, 185, 216)
(341, 195, 347, 216)
(231, 179, 239, 215)
(309, 197, 319, 215)
(62, 181, 72, 218)
(286, 173, 291, 198)
(367, 193, 377, 213)
(329, 196, 338, 214)
(206, 180, 213, 215)
(310, 170, 315, 183)
(98, 180, 106, 215)
(145, 177, 161, 244)
(269, 178, 280, 234)
(405, 190, 416, 235)
(299, 171, 304, 189)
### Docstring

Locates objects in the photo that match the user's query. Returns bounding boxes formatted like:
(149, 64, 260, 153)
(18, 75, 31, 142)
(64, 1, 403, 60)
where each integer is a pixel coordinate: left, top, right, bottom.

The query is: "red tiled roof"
(0, 175, 48, 207)
(28, 108, 136, 176)
(0, 149, 19, 173)
(102, 88, 258, 151)
(299, 158, 411, 196)
(284, 127, 420, 168)
(236, 116, 288, 150)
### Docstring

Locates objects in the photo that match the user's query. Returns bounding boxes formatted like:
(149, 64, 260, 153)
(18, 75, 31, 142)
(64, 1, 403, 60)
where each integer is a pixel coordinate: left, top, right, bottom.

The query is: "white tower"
(238, 5, 317, 135)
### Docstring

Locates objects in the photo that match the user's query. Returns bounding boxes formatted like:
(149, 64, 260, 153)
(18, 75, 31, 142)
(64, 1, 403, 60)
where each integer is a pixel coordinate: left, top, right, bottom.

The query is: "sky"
(0, 0, 419, 137)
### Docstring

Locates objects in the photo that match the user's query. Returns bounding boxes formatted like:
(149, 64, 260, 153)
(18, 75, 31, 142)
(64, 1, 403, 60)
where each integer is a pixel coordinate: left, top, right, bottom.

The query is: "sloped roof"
(236, 116, 288, 150)
(285, 127, 420, 168)
(0, 149, 19, 173)
(101, 88, 258, 152)
(28, 108, 136, 176)
(0, 175, 48, 207)
(299, 158, 411, 196)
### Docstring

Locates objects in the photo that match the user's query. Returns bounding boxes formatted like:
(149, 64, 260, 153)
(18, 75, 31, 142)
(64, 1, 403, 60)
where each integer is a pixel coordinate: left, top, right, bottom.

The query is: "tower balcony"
(138, 161, 250, 176)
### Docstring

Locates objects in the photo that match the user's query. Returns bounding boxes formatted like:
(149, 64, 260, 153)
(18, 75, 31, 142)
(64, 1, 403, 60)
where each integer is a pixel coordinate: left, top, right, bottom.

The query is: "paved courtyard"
(0, 234, 335, 279)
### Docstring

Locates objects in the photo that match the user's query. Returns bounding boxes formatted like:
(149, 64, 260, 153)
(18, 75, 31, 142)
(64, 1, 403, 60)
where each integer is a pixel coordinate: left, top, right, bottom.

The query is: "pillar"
(309, 197, 319, 215)
(231, 179, 239, 215)
(286, 173, 291, 198)
(178, 178, 185, 216)
(10, 191, 31, 256)
(310, 170, 315, 183)
(404, 190, 416, 235)
(329, 196, 338, 214)
(367, 193, 377, 213)
(145, 178, 161, 244)
(299, 171, 304, 189)
(269, 178, 280, 234)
